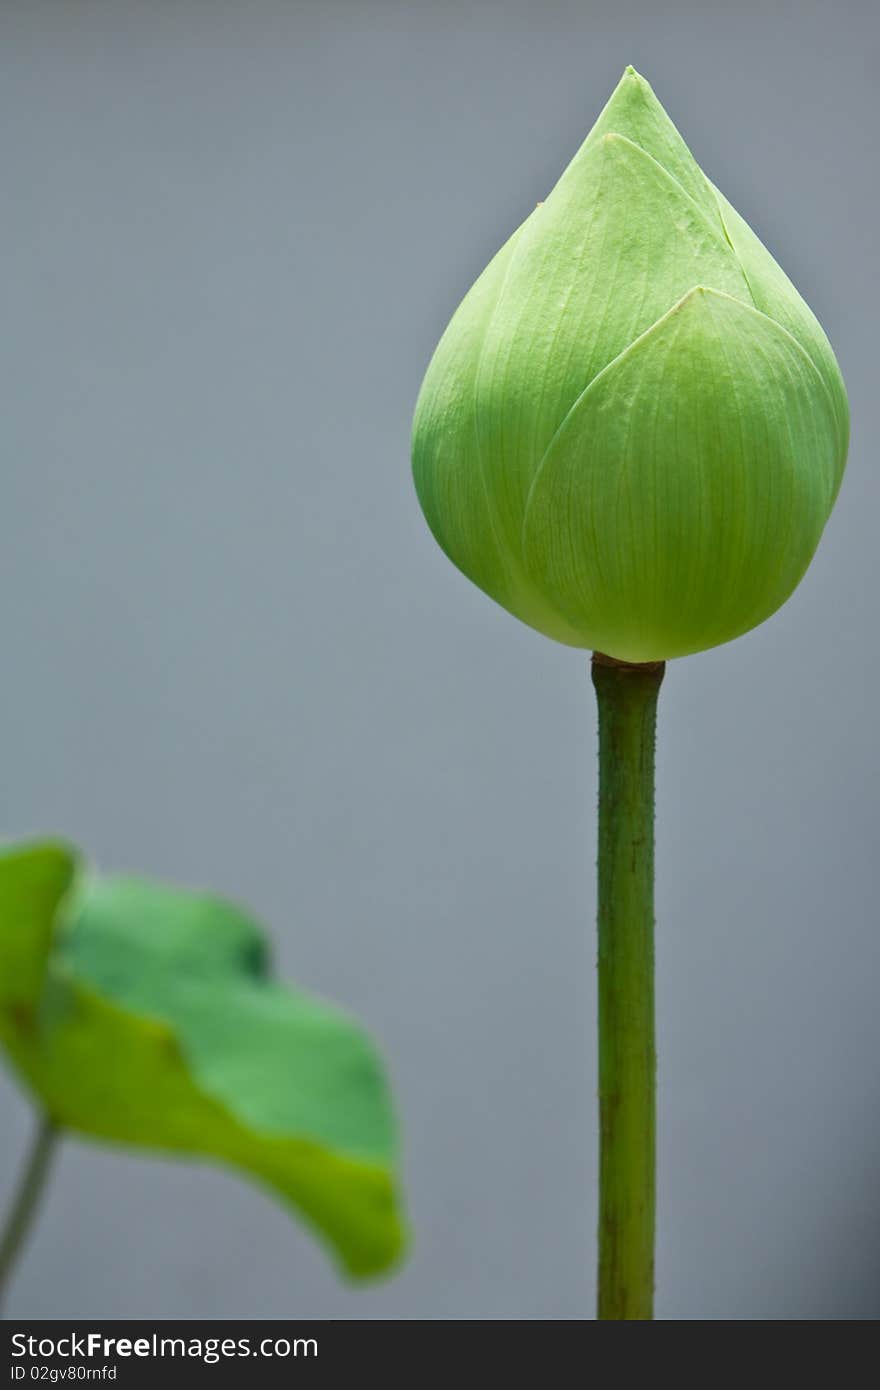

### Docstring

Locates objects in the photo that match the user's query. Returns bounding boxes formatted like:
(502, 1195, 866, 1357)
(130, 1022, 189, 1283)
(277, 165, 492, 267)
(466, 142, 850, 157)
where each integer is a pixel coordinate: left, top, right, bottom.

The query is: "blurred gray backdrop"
(0, 0, 877, 1320)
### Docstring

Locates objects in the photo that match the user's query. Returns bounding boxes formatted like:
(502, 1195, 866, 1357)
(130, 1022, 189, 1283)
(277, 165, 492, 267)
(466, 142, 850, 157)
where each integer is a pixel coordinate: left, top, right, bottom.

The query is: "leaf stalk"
(0, 1113, 59, 1308)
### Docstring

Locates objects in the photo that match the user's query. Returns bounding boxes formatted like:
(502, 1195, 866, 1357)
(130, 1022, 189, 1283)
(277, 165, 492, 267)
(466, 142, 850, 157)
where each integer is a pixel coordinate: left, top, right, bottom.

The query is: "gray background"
(0, 0, 877, 1321)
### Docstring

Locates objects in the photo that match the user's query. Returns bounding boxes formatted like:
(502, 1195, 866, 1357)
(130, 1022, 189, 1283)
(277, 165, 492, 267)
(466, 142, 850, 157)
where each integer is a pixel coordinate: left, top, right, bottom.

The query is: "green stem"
(592, 651, 664, 1320)
(0, 1114, 59, 1308)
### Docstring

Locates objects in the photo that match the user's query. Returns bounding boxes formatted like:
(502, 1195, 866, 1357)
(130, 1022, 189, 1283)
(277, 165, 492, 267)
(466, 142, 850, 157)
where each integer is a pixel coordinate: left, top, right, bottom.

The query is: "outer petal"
(412, 227, 584, 644)
(581, 66, 722, 224)
(521, 287, 840, 661)
(473, 133, 750, 565)
(413, 123, 752, 646)
(712, 184, 850, 491)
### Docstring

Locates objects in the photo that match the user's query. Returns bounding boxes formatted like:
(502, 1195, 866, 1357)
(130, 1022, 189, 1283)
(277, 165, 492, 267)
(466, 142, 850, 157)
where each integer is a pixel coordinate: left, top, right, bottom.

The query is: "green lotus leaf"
(0, 841, 405, 1278)
(412, 66, 848, 659)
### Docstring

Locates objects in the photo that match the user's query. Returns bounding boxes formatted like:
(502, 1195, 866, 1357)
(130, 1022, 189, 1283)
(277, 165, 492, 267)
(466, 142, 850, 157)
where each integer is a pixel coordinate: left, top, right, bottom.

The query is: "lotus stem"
(592, 652, 664, 1320)
(0, 1113, 59, 1308)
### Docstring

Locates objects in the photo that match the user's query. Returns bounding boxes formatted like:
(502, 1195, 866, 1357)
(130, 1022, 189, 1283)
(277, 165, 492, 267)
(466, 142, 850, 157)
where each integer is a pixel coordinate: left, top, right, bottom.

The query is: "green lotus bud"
(412, 67, 848, 661)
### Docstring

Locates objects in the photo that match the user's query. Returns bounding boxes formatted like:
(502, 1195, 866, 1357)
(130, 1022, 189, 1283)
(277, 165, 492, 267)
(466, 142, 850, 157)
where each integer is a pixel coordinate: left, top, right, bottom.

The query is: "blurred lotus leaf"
(0, 840, 405, 1278)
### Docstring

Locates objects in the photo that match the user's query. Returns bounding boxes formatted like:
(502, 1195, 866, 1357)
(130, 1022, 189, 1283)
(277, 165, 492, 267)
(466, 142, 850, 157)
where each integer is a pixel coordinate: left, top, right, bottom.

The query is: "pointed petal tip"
(621, 64, 649, 87)
(604, 65, 659, 113)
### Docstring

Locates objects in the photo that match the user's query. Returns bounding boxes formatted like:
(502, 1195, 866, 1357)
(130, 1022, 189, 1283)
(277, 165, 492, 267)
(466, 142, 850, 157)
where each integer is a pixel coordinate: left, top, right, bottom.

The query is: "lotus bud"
(412, 67, 848, 661)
